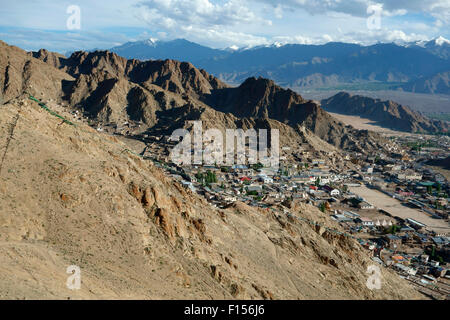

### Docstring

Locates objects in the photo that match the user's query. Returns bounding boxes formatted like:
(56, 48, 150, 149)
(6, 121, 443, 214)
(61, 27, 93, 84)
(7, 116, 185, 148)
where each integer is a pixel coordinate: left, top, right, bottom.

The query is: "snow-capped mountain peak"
(226, 45, 239, 51)
(143, 38, 158, 46)
(434, 36, 450, 46)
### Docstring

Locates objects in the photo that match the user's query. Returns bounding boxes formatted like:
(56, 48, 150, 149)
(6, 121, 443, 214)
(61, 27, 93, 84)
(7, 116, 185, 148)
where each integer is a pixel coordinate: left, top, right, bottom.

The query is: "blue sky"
(0, 0, 449, 53)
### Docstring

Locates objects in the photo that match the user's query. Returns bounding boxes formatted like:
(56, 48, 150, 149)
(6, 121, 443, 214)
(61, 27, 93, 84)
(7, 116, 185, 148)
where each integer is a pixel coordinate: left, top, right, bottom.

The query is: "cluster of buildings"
(140, 130, 450, 299)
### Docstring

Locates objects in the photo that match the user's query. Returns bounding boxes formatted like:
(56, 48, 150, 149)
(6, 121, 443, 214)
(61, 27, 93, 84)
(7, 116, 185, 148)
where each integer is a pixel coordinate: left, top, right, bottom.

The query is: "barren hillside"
(0, 97, 423, 299)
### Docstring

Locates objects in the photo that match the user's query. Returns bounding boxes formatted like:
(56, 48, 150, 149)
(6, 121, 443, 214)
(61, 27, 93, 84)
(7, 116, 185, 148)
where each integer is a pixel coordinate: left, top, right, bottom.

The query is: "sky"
(0, 0, 449, 53)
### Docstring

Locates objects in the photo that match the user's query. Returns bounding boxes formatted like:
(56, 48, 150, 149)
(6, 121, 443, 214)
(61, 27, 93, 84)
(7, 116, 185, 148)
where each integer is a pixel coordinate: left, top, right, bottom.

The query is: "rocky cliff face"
(28, 48, 66, 69)
(45, 49, 228, 98)
(204, 77, 389, 151)
(0, 41, 73, 103)
(321, 92, 449, 134)
(31, 47, 229, 127)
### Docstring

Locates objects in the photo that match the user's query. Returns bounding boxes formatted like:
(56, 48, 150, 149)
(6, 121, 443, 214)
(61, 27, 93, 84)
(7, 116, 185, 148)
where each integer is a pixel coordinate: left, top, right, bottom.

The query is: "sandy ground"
(328, 113, 437, 138)
(349, 186, 450, 234)
(328, 113, 404, 135)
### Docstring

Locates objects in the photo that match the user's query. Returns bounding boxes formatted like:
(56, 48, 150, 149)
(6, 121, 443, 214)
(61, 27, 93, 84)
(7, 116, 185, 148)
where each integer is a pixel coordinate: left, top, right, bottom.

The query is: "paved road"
(349, 186, 450, 234)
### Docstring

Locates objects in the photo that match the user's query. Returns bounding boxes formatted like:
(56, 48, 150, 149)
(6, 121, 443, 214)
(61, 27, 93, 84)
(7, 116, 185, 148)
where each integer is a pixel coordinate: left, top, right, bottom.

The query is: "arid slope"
(0, 97, 423, 299)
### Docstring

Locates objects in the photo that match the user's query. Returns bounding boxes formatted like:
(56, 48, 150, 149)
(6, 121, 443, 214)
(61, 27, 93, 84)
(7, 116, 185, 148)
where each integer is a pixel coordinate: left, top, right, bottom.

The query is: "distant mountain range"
(321, 92, 449, 134)
(108, 38, 450, 95)
(110, 38, 226, 66)
(406, 36, 450, 59)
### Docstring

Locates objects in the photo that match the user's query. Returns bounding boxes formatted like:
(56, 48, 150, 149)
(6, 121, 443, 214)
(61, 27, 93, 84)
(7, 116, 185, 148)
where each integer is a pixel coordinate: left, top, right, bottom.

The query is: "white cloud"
(257, 0, 372, 18)
(178, 24, 270, 48)
(267, 27, 431, 48)
(256, 0, 450, 25)
(271, 34, 337, 45)
(138, 0, 271, 28)
(0, 0, 448, 51)
(135, 0, 274, 48)
(334, 28, 430, 45)
(383, 0, 450, 24)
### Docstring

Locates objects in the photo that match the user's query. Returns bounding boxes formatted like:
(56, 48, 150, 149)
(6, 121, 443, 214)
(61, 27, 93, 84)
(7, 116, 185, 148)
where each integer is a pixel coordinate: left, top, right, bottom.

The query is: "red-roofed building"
(239, 176, 252, 182)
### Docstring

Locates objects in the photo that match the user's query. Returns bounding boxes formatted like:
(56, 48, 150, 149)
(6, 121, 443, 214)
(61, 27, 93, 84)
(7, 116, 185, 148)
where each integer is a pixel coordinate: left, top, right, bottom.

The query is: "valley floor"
(327, 113, 406, 135)
(349, 186, 450, 234)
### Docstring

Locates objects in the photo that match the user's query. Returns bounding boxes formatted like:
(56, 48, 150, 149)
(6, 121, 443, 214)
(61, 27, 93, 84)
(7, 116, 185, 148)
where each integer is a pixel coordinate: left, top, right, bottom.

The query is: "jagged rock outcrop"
(204, 77, 389, 152)
(50, 49, 228, 126)
(28, 48, 66, 69)
(0, 40, 73, 103)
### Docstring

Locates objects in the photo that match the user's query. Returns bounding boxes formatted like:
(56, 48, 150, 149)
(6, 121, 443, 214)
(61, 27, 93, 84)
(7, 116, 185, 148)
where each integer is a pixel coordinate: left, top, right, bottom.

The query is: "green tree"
(315, 177, 321, 187)
(390, 225, 398, 234)
(319, 202, 326, 213)
(252, 162, 264, 170)
(205, 170, 217, 184)
(195, 172, 204, 183)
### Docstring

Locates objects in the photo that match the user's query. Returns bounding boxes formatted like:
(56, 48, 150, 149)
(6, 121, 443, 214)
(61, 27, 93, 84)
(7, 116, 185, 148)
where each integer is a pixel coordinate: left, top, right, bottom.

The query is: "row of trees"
(426, 183, 442, 194)
(195, 170, 218, 185)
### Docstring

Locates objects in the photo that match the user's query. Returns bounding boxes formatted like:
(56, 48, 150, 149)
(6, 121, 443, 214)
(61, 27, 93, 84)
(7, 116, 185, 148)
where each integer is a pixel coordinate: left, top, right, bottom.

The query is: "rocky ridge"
(321, 92, 449, 134)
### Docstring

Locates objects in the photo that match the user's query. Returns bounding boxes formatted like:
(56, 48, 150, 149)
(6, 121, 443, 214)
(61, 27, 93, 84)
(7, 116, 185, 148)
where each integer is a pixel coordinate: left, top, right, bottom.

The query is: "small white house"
(358, 201, 374, 209)
(358, 217, 374, 227)
(393, 263, 417, 276)
(247, 185, 263, 193)
(330, 189, 340, 197)
(258, 174, 273, 184)
(223, 195, 237, 202)
(363, 166, 374, 174)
